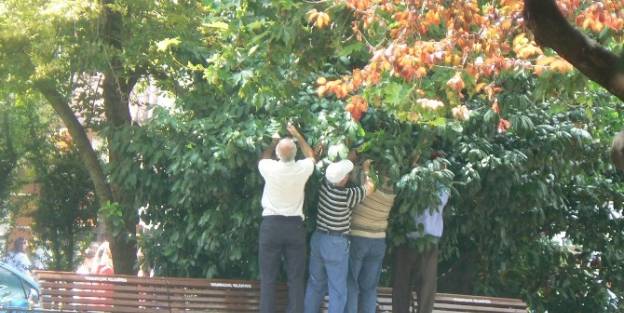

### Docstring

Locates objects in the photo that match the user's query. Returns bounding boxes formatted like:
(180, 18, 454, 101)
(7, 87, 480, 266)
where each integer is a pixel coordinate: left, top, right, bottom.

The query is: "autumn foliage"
(314, 0, 624, 131)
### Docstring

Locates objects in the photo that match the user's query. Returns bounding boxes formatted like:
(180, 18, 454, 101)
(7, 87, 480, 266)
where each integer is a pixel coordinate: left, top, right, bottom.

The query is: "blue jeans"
(304, 231, 349, 313)
(345, 236, 386, 313)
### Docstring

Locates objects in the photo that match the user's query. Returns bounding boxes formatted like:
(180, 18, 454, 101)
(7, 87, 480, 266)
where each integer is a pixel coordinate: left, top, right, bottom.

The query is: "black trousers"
(259, 216, 307, 313)
(392, 244, 439, 313)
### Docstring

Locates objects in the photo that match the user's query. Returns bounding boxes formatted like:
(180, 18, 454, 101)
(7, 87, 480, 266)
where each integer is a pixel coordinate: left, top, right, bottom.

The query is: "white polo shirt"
(258, 158, 315, 219)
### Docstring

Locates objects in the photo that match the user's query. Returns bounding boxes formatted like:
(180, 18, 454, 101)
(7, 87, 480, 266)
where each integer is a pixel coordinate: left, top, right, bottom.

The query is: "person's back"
(305, 159, 374, 313)
(259, 158, 314, 217)
(407, 185, 449, 240)
(393, 151, 452, 313)
(346, 173, 395, 313)
(257, 124, 316, 313)
(4, 238, 31, 274)
(77, 242, 100, 274)
(5, 251, 31, 273)
(350, 188, 395, 238)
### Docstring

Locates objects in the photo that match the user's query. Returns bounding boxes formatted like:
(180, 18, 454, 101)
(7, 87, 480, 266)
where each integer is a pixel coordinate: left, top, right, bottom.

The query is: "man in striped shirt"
(304, 159, 375, 313)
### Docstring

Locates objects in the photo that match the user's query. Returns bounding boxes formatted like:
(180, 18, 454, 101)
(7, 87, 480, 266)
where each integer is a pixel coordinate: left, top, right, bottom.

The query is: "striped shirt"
(316, 178, 367, 234)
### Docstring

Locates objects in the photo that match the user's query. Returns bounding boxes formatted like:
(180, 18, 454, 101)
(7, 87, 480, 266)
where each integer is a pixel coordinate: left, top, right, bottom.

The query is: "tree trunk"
(101, 0, 139, 275)
(53, 230, 63, 271)
(523, 0, 624, 102)
(66, 227, 75, 271)
(102, 67, 138, 274)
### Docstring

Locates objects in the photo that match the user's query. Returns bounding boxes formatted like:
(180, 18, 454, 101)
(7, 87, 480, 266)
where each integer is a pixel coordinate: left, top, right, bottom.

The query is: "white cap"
(325, 160, 354, 184)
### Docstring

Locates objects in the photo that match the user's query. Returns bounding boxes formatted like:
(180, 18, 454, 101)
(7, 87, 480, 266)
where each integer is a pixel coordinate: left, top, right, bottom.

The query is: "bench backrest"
(377, 287, 527, 313)
(36, 271, 286, 312)
(35, 271, 527, 312)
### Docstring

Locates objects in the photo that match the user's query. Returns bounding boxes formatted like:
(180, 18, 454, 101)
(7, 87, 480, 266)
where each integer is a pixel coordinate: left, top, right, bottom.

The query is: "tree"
(521, 0, 624, 170)
(0, 0, 209, 274)
(35, 135, 97, 271)
(111, 1, 624, 311)
(0, 102, 18, 199)
(1, 1, 623, 311)
(0, 93, 52, 208)
(110, 0, 355, 278)
(309, 1, 624, 311)
(524, 0, 624, 102)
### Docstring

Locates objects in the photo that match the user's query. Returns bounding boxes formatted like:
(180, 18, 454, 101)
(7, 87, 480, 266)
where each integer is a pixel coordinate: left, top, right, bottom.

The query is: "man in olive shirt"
(346, 168, 396, 313)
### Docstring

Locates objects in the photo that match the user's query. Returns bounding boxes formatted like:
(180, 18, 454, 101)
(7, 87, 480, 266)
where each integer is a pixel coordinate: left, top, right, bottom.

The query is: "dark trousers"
(259, 216, 306, 313)
(392, 244, 438, 313)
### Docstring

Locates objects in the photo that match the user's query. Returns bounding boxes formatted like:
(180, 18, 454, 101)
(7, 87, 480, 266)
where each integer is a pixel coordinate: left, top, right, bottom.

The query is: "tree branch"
(33, 79, 114, 205)
(523, 0, 624, 103)
(127, 66, 145, 94)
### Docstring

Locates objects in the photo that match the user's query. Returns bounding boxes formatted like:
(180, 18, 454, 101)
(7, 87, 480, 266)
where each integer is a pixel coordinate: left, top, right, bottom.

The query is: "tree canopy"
(1, 1, 623, 312)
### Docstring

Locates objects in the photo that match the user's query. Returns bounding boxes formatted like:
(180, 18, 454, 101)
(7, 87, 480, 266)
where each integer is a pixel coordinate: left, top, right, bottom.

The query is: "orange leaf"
(447, 72, 465, 92)
(497, 118, 511, 133)
(517, 45, 542, 59)
(491, 100, 500, 114)
(424, 11, 441, 26)
(316, 85, 327, 97)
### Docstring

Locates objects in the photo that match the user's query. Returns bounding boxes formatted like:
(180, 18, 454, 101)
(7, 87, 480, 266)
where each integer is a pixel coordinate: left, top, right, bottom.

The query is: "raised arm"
(260, 135, 280, 161)
(361, 159, 376, 194)
(287, 123, 315, 161)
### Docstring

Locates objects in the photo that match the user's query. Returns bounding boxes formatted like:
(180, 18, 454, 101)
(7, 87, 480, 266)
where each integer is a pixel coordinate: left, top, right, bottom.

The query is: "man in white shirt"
(258, 123, 315, 313)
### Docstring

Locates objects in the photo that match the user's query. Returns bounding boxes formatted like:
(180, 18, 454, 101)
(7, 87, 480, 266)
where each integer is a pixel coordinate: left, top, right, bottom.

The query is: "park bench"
(34, 271, 527, 312)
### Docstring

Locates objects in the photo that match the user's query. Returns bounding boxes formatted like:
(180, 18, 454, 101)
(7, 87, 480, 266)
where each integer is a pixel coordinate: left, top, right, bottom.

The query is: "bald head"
(276, 138, 297, 162)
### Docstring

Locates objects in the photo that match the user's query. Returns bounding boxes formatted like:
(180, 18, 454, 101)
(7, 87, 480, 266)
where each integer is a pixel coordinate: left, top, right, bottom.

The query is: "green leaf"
(156, 37, 181, 52)
(337, 42, 364, 57)
(203, 21, 229, 31)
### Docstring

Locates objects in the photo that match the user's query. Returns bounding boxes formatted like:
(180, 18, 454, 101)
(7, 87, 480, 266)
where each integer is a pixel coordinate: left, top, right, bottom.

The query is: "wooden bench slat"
(433, 302, 527, 313)
(41, 295, 287, 306)
(376, 290, 527, 308)
(40, 289, 288, 302)
(42, 295, 267, 307)
(42, 304, 171, 313)
(375, 297, 526, 310)
(377, 289, 526, 306)
(42, 302, 286, 313)
(38, 280, 280, 291)
(434, 293, 528, 307)
(43, 302, 282, 312)
(42, 298, 286, 309)
(37, 272, 275, 289)
(39, 284, 277, 298)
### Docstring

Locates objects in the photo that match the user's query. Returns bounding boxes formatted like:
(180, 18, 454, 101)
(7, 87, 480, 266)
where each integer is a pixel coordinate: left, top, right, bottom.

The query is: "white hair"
(276, 138, 297, 162)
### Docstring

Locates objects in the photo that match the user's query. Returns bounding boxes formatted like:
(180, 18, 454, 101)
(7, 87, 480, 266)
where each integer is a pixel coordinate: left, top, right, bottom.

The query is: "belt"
(262, 215, 303, 223)
(316, 229, 347, 237)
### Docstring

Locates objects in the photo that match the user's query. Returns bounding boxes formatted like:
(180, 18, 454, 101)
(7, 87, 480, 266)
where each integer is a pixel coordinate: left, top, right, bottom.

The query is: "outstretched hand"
(362, 159, 373, 172)
(287, 123, 303, 139)
(286, 122, 315, 160)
